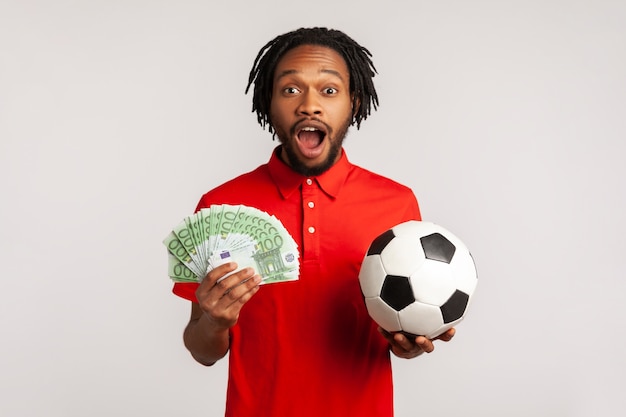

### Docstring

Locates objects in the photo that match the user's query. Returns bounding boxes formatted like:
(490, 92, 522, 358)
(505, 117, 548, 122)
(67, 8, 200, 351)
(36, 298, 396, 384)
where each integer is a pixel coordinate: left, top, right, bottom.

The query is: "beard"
(276, 116, 352, 177)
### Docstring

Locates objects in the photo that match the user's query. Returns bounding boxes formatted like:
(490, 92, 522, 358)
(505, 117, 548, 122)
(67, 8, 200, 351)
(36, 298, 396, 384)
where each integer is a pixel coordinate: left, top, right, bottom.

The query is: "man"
(173, 27, 455, 417)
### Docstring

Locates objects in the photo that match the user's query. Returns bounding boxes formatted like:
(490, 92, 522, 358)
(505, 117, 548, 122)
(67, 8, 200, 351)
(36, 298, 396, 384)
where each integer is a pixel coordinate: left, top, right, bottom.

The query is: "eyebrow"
(275, 68, 346, 82)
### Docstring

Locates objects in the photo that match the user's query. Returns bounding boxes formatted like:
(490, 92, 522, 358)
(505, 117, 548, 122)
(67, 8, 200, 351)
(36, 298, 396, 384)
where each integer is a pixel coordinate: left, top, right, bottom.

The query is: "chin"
(282, 144, 339, 177)
(277, 122, 349, 176)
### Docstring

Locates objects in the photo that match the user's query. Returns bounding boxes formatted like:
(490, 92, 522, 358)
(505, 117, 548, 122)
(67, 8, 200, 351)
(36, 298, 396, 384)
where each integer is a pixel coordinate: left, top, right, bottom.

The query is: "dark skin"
(184, 263, 261, 366)
(379, 328, 456, 358)
(182, 44, 455, 366)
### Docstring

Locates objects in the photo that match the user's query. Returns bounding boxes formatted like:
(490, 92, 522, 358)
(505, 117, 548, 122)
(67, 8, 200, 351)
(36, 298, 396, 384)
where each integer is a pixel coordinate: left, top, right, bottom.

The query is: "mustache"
(289, 118, 331, 137)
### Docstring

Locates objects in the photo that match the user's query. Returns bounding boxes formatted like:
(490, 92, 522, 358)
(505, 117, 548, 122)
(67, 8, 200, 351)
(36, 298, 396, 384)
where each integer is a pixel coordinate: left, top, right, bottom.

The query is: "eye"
(283, 87, 300, 95)
(323, 87, 338, 95)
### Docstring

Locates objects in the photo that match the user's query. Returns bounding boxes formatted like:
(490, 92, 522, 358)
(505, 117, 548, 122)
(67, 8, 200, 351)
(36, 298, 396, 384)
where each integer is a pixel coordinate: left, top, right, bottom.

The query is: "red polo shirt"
(173, 147, 421, 417)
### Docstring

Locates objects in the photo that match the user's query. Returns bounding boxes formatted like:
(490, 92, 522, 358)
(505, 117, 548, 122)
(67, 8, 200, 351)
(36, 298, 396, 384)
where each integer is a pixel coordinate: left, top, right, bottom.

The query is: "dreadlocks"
(245, 27, 379, 134)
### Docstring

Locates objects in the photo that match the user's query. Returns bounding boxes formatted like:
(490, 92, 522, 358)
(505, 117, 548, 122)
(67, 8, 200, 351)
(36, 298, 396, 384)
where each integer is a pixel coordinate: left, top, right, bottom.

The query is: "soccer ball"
(358, 220, 477, 339)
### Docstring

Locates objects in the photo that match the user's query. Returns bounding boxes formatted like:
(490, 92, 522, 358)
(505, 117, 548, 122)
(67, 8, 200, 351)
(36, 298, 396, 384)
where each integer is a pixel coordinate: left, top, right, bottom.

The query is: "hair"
(245, 27, 379, 133)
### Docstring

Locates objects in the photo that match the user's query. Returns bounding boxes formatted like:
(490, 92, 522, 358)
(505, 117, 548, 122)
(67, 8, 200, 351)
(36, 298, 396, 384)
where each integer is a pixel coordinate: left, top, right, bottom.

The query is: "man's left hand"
(379, 327, 456, 359)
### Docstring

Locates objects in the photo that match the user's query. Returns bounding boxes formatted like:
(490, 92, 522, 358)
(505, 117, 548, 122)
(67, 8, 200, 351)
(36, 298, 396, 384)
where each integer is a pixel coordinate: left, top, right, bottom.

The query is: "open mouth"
(298, 126, 325, 149)
(295, 121, 328, 157)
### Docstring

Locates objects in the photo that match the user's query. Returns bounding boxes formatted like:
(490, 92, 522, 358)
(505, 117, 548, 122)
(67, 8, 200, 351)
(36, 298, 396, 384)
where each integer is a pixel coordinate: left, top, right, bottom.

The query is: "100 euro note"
(163, 204, 299, 285)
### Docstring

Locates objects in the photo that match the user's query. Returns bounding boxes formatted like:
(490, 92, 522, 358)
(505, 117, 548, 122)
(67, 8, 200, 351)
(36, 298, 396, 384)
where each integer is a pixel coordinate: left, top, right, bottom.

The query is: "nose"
(297, 90, 322, 116)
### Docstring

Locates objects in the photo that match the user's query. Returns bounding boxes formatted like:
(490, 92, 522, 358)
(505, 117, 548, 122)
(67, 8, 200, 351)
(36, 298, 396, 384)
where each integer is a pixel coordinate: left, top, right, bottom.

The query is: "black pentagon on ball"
(367, 229, 396, 256)
(380, 275, 415, 311)
(440, 289, 469, 323)
(421, 233, 456, 263)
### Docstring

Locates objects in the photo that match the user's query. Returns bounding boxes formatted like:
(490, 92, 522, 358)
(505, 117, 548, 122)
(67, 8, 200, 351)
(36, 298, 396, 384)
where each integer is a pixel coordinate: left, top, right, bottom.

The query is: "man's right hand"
(184, 262, 261, 365)
(195, 262, 262, 331)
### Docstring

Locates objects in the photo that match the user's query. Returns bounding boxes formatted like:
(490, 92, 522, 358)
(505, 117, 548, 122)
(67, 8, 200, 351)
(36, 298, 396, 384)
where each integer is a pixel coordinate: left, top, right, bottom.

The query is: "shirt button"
(306, 178, 313, 185)
(307, 201, 315, 209)
(308, 226, 316, 234)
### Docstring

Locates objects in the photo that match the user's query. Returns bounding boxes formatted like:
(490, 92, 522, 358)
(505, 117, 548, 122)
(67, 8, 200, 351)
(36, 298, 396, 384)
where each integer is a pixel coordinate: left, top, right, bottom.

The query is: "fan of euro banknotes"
(163, 204, 300, 285)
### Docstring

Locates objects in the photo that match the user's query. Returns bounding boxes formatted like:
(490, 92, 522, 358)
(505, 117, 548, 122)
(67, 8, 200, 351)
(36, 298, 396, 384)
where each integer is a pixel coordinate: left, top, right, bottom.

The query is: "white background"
(1, 1, 625, 416)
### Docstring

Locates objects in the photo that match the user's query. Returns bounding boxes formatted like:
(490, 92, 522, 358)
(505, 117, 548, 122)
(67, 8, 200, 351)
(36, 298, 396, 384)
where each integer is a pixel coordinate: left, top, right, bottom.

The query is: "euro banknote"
(163, 205, 299, 285)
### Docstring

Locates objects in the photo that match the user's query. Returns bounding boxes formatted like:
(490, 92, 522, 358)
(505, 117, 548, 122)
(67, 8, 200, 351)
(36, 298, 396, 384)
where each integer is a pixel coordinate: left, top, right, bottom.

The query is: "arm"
(379, 327, 456, 359)
(183, 262, 261, 366)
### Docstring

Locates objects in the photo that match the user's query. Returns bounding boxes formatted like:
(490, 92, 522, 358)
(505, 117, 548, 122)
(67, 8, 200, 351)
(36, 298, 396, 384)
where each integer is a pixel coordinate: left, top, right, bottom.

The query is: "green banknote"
(163, 230, 204, 277)
(163, 204, 299, 285)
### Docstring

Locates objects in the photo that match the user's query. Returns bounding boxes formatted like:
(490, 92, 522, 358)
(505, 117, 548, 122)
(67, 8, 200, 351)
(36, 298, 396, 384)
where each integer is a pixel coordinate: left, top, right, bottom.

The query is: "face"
(269, 44, 354, 176)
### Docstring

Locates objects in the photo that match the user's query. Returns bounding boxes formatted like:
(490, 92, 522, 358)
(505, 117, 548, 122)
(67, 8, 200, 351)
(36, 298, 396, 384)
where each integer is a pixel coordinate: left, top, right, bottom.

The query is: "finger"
(196, 271, 261, 329)
(214, 266, 255, 290)
(415, 335, 435, 353)
(378, 329, 411, 352)
(195, 263, 238, 309)
(392, 333, 416, 352)
(196, 264, 252, 306)
(436, 328, 456, 342)
(220, 273, 262, 307)
(199, 262, 238, 290)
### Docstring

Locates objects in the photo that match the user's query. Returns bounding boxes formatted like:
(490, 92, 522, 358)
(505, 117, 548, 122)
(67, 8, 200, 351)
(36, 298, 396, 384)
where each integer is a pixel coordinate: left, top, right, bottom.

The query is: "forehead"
(273, 44, 350, 82)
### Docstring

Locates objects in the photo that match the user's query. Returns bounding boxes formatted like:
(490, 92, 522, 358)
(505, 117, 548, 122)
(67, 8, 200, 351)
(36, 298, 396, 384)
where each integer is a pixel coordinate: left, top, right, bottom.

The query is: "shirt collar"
(268, 146, 352, 200)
